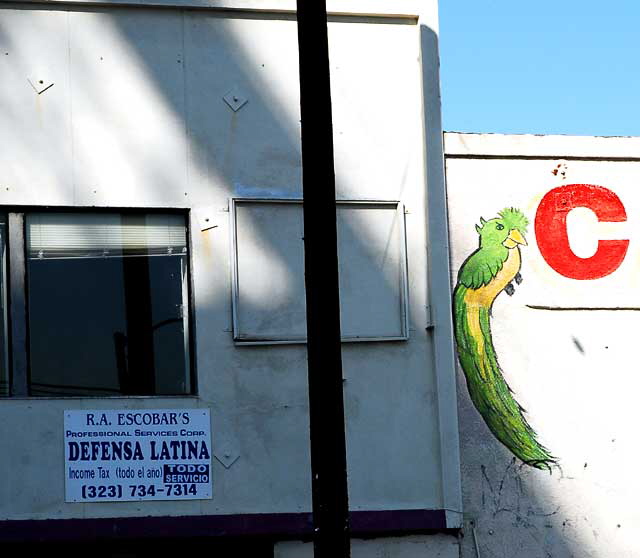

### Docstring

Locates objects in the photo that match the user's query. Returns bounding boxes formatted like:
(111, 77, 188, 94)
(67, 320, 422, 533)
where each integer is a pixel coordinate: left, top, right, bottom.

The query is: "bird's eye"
(496, 223, 504, 230)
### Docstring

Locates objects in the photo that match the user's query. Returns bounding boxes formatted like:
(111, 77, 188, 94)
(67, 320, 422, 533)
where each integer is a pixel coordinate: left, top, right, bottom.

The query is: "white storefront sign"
(64, 409, 212, 502)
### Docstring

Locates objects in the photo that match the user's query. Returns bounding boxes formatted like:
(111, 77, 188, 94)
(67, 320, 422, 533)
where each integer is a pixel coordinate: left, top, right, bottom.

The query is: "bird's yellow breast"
(464, 247, 522, 309)
(461, 248, 522, 381)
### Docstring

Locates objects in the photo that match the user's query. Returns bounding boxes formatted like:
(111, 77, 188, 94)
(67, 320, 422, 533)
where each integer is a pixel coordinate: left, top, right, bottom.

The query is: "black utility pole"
(295, 2, 350, 557)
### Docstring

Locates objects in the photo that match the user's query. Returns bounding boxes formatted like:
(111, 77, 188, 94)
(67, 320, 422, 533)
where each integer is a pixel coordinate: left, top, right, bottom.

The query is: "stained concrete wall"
(446, 132, 640, 558)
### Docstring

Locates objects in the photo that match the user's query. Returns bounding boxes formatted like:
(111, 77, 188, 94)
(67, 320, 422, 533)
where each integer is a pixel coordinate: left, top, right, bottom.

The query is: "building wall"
(275, 535, 459, 558)
(0, 0, 460, 548)
(446, 132, 640, 558)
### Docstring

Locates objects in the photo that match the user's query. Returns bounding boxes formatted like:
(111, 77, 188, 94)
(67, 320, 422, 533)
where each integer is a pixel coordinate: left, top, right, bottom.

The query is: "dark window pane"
(26, 213, 190, 397)
(0, 218, 8, 396)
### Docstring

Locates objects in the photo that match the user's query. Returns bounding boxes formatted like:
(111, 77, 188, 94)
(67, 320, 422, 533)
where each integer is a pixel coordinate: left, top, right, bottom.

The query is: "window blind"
(27, 213, 187, 259)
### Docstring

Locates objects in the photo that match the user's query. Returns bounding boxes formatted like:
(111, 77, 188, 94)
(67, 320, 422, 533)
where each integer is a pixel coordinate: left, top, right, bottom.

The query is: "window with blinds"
(26, 213, 187, 259)
(23, 211, 192, 397)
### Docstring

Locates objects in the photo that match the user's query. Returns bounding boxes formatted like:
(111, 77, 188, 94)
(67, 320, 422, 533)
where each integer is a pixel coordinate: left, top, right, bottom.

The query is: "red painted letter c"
(535, 184, 629, 280)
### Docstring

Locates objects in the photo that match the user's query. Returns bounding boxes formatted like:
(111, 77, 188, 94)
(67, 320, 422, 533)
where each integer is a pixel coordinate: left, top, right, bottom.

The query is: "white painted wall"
(446, 132, 640, 558)
(0, 1, 460, 543)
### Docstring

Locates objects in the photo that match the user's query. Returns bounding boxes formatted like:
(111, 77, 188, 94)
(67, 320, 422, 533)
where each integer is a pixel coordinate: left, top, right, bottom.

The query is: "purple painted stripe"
(350, 509, 447, 532)
(0, 510, 448, 542)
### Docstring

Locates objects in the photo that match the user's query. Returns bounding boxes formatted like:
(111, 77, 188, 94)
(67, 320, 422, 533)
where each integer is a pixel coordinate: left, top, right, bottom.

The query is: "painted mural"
(453, 208, 556, 471)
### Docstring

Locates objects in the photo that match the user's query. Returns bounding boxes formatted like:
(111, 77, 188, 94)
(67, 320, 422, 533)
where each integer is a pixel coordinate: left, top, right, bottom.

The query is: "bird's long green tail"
(454, 285, 555, 470)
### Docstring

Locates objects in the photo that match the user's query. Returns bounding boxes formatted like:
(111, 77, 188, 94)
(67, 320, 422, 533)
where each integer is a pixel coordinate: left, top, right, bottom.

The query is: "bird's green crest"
(497, 207, 528, 234)
(475, 208, 528, 235)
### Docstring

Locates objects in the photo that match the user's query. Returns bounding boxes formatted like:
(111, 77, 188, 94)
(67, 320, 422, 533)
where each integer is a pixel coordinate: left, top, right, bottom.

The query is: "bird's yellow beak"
(503, 228, 527, 248)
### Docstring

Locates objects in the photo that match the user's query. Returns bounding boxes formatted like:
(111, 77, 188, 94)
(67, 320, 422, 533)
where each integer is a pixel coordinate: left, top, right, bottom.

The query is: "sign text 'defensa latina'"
(64, 410, 212, 502)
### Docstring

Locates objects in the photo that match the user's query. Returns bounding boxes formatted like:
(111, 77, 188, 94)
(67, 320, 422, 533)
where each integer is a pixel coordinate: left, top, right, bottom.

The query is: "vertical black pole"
(295, 3, 350, 557)
(8, 213, 28, 397)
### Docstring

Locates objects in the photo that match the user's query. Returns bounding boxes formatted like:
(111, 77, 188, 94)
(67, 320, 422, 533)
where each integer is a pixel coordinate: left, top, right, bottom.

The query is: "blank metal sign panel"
(231, 199, 409, 344)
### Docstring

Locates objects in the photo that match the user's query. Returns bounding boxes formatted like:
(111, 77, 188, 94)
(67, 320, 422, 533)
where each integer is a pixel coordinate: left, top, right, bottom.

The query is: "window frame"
(230, 197, 411, 345)
(4, 207, 197, 399)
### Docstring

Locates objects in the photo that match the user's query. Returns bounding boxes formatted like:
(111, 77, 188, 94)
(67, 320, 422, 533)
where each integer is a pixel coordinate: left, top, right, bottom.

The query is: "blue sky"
(438, 1, 640, 136)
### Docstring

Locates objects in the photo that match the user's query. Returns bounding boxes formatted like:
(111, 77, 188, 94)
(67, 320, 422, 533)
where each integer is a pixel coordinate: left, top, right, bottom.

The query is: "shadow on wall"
(0, 3, 595, 554)
(457, 381, 582, 558)
(98, 4, 443, 515)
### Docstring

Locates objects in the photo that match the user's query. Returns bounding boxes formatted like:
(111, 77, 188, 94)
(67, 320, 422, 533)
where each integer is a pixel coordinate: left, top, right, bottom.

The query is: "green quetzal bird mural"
(453, 207, 556, 470)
